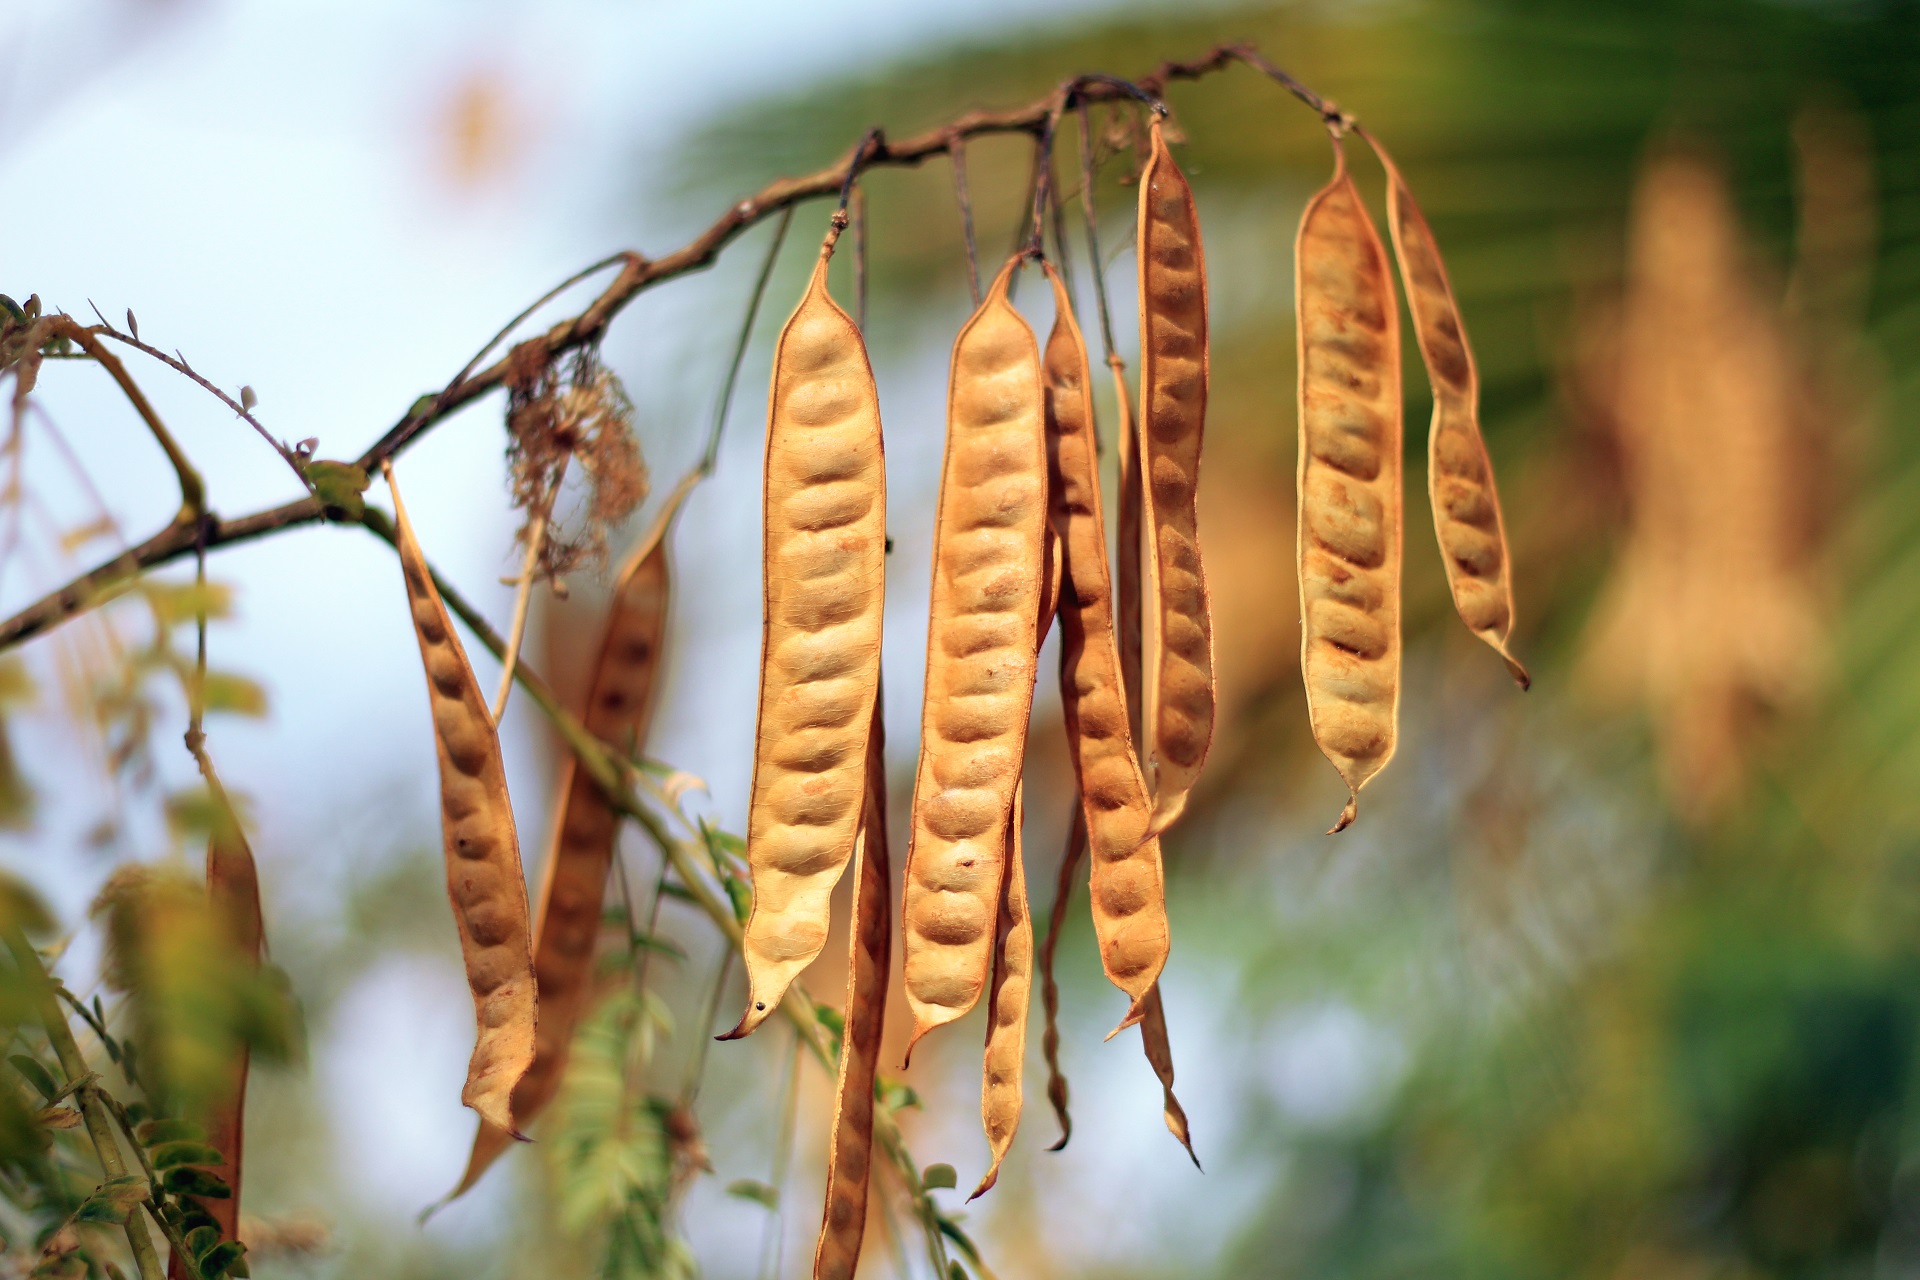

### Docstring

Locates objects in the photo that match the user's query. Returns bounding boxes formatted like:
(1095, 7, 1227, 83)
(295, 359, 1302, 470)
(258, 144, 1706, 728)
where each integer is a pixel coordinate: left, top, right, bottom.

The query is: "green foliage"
(548, 983, 697, 1280)
(89, 866, 299, 1116)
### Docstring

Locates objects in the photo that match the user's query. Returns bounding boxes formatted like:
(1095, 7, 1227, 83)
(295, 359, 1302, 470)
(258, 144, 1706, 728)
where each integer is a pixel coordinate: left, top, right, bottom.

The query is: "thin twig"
(83, 304, 314, 495)
(949, 135, 982, 307)
(41, 317, 202, 520)
(701, 207, 794, 477)
(853, 184, 869, 333)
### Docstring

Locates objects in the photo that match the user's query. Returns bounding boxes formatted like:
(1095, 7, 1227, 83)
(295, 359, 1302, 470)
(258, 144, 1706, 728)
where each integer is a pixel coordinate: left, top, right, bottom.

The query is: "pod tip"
(1329, 794, 1358, 835)
(1503, 652, 1532, 691)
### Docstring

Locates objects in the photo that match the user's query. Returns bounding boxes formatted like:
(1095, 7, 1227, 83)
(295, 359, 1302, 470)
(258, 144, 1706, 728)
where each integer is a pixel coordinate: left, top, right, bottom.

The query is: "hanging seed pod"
(1295, 139, 1404, 834)
(1136, 117, 1216, 840)
(970, 783, 1032, 1200)
(725, 232, 887, 1041)
(813, 698, 890, 1280)
(388, 465, 538, 1134)
(1362, 132, 1527, 689)
(901, 256, 1049, 1055)
(1037, 804, 1085, 1151)
(1041, 262, 1166, 1028)
(449, 473, 689, 1199)
(166, 798, 263, 1280)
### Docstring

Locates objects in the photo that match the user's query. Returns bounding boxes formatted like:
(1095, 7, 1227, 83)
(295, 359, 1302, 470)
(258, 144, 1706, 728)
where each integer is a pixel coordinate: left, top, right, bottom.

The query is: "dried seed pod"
(450, 473, 690, 1199)
(1037, 804, 1086, 1152)
(167, 801, 263, 1280)
(1042, 263, 1166, 1027)
(970, 783, 1032, 1200)
(813, 698, 890, 1280)
(1137, 985, 1199, 1169)
(1364, 133, 1527, 689)
(725, 237, 887, 1041)
(1295, 140, 1404, 834)
(389, 465, 538, 1134)
(1136, 117, 1216, 839)
(901, 256, 1049, 1053)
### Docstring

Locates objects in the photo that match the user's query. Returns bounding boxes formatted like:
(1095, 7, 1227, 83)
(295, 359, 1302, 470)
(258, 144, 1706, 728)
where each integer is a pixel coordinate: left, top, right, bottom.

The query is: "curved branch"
(0, 41, 1322, 656)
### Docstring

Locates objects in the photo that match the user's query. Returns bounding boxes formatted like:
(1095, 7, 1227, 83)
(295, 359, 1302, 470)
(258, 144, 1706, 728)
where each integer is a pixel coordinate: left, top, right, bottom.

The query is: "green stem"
(4, 927, 165, 1280)
(99, 1094, 214, 1280)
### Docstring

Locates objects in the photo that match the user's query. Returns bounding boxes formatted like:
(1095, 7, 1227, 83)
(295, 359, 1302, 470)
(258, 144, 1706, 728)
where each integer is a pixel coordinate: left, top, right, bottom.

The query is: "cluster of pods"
(380, 82, 1525, 1280)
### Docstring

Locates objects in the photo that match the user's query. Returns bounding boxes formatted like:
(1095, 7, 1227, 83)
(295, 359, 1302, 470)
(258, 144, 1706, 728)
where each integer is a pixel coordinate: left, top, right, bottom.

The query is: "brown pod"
(1295, 139, 1405, 834)
(1037, 803, 1086, 1151)
(1364, 133, 1527, 689)
(969, 782, 1033, 1200)
(1136, 118, 1216, 840)
(812, 697, 891, 1280)
(389, 465, 538, 1134)
(1041, 263, 1167, 1027)
(167, 801, 263, 1280)
(1138, 985, 1199, 1169)
(727, 235, 887, 1041)
(449, 473, 688, 1199)
(901, 256, 1048, 1053)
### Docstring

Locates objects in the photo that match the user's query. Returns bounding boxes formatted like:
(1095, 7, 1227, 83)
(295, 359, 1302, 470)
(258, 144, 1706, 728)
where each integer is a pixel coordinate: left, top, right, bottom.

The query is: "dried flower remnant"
(504, 344, 649, 581)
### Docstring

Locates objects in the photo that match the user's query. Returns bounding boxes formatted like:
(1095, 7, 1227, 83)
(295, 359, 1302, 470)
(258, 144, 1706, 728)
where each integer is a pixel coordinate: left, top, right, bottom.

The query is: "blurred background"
(3, 0, 1919, 1276)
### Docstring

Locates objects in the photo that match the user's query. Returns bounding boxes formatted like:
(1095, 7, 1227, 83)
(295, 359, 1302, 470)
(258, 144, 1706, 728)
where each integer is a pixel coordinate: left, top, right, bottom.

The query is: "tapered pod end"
(1045, 1073, 1072, 1152)
(968, 1163, 1003, 1202)
(1144, 791, 1191, 842)
(1499, 647, 1532, 692)
(1104, 1003, 1148, 1042)
(1329, 792, 1359, 835)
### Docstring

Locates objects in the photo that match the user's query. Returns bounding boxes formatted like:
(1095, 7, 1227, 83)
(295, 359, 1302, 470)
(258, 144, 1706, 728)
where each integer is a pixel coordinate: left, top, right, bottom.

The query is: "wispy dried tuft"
(504, 341, 648, 580)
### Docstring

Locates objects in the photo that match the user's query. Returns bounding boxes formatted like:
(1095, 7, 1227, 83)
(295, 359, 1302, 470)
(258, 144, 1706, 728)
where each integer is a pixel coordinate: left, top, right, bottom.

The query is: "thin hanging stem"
(1077, 101, 1122, 361)
(491, 453, 569, 723)
(822, 128, 885, 257)
(1226, 43, 1354, 130)
(701, 206, 794, 477)
(1048, 164, 1080, 322)
(949, 135, 982, 306)
(758, 1032, 805, 1280)
(853, 184, 870, 333)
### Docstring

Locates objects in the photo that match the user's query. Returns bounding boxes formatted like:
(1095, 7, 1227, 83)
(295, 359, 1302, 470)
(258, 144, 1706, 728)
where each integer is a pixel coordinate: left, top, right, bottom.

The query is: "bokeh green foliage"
(676, 2, 1920, 1276)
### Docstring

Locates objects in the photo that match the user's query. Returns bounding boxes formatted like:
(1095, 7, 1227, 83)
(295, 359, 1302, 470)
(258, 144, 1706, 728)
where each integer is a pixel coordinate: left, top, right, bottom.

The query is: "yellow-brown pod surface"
(1041, 263, 1167, 1025)
(1138, 985, 1199, 1168)
(450, 476, 686, 1198)
(1295, 141, 1405, 834)
(389, 467, 539, 1134)
(727, 240, 887, 1041)
(970, 783, 1032, 1200)
(901, 256, 1048, 1052)
(1366, 134, 1528, 689)
(812, 698, 890, 1280)
(1136, 117, 1216, 839)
